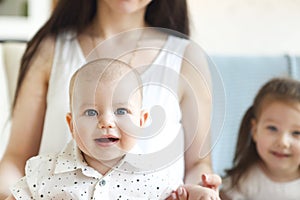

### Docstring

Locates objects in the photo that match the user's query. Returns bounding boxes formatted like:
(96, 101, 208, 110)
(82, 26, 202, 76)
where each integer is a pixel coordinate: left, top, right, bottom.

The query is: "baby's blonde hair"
(69, 58, 143, 111)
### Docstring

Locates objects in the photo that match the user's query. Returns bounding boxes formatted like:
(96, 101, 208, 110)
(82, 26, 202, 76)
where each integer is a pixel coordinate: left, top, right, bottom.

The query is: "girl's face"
(252, 101, 300, 180)
(100, 0, 152, 14)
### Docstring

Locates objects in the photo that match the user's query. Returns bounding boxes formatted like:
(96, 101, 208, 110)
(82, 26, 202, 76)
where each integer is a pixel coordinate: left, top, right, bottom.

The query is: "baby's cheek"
(75, 118, 98, 135)
(116, 115, 142, 137)
(120, 134, 136, 152)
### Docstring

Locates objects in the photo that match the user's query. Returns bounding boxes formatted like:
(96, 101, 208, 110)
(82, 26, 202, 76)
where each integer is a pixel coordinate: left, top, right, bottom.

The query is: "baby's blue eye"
(84, 109, 98, 116)
(114, 108, 129, 115)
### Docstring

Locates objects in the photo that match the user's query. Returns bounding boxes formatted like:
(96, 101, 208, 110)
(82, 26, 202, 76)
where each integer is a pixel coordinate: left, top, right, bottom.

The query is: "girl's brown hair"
(14, 0, 190, 107)
(224, 77, 300, 190)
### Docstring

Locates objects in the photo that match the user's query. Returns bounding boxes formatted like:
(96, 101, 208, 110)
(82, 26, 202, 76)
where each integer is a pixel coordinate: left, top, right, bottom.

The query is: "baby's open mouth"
(94, 135, 120, 147)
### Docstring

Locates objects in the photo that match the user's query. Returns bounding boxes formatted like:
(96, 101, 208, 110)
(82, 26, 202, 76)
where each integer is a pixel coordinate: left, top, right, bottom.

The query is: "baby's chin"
(94, 147, 129, 161)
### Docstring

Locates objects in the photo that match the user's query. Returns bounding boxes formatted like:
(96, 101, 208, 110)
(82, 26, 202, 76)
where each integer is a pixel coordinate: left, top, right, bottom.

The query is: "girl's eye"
(84, 109, 98, 116)
(114, 108, 129, 115)
(292, 131, 300, 136)
(266, 125, 277, 132)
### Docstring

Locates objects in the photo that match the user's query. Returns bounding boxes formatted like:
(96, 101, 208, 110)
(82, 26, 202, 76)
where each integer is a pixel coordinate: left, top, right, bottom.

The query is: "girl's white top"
(222, 164, 300, 200)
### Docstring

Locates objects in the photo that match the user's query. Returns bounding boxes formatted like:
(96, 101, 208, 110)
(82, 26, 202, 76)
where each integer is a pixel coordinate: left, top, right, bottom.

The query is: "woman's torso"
(39, 31, 189, 179)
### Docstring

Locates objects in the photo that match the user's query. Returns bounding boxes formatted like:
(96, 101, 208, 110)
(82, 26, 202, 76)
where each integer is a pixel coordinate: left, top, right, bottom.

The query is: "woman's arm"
(179, 42, 221, 188)
(4, 195, 15, 200)
(0, 36, 54, 199)
(179, 44, 214, 181)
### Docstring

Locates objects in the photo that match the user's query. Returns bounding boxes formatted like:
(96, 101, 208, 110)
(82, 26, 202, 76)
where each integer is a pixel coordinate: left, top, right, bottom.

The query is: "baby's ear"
(140, 109, 149, 127)
(66, 113, 74, 136)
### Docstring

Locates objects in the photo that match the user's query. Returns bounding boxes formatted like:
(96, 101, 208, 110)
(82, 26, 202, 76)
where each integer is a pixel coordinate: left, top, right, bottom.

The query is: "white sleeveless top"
(39, 32, 189, 178)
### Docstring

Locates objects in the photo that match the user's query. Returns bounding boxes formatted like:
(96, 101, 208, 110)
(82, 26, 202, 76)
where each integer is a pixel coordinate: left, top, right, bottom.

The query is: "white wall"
(188, 0, 300, 55)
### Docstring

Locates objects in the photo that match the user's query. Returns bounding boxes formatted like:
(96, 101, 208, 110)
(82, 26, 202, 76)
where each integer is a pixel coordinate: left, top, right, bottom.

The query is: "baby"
(9, 58, 182, 199)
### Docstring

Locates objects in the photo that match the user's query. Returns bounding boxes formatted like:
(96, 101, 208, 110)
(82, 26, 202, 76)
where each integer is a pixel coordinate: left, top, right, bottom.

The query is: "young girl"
(221, 77, 300, 200)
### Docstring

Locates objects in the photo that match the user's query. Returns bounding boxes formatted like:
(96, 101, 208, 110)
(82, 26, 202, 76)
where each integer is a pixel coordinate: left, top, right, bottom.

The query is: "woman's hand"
(201, 173, 222, 193)
(166, 173, 222, 200)
(166, 184, 220, 200)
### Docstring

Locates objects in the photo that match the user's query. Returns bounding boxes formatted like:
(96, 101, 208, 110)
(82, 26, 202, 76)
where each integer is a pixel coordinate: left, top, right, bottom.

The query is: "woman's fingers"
(201, 174, 222, 190)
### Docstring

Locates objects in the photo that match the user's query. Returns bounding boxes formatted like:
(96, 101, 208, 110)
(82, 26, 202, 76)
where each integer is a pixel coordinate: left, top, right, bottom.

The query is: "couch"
(0, 42, 26, 158)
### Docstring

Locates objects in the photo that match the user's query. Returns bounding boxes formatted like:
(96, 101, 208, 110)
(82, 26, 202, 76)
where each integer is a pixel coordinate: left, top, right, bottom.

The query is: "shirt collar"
(54, 140, 101, 178)
(53, 140, 140, 178)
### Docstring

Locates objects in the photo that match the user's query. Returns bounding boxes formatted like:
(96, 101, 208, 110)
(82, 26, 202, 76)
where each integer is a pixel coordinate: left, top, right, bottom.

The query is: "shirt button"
(99, 179, 106, 186)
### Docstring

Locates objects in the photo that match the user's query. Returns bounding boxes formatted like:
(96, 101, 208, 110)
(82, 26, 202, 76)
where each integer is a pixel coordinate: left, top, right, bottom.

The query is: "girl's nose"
(277, 133, 290, 148)
(97, 114, 116, 129)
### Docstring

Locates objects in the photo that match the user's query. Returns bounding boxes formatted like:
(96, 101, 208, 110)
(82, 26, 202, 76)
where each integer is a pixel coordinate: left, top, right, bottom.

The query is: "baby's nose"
(97, 114, 116, 129)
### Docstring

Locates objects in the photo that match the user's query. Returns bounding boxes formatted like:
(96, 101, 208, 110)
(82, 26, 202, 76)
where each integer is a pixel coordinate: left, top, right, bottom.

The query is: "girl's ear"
(66, 113, 74, 137)
(140, 109, 149, 127)
(251, 118, 258, 142)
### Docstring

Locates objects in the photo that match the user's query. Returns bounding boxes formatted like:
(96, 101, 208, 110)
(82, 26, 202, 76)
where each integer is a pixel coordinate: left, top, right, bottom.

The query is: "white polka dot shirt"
(11, 140, 182, 199)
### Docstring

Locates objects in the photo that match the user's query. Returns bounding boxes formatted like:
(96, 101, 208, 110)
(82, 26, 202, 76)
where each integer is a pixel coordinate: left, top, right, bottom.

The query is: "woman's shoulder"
(162, 33, 189, 52)
(25, 34, 56, 82)
(38, 36, 56, 63)
(31, 31, 78, 76)
(37, 31, 76, 54)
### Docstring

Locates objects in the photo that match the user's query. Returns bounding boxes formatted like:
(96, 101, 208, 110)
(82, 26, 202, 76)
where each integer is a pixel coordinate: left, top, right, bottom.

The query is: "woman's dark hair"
(13, 0, 189, 107)
(224, 77, 300, 190)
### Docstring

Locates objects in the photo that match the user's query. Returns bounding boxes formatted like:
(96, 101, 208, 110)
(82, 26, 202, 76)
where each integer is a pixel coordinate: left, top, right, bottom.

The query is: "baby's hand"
(166, 185, 220, 200)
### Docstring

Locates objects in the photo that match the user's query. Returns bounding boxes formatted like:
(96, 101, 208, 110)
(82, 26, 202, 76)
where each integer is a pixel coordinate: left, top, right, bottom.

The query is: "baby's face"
(67, 75, 146, 165)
